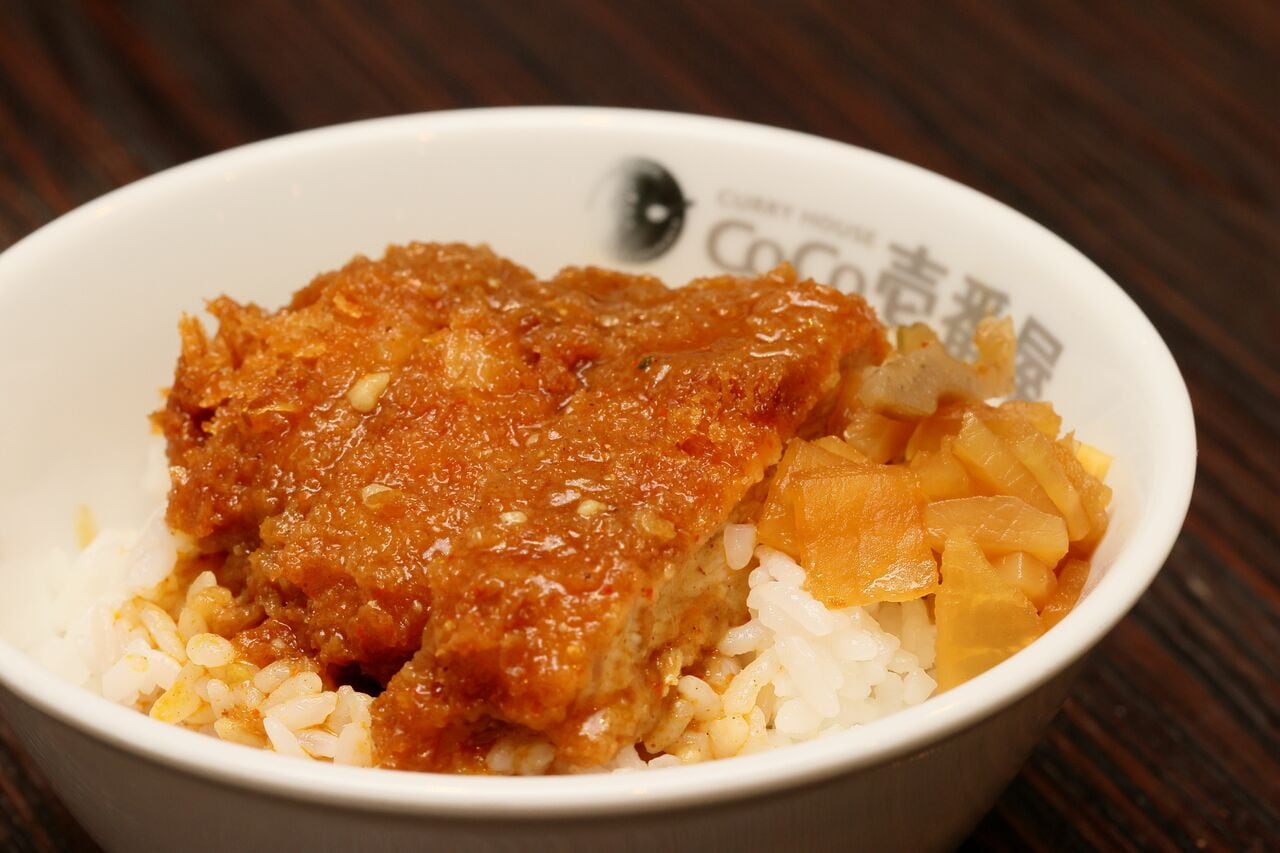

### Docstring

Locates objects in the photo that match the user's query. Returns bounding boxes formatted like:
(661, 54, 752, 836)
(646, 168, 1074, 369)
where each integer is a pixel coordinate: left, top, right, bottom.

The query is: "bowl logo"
(591, 158, 690, 262)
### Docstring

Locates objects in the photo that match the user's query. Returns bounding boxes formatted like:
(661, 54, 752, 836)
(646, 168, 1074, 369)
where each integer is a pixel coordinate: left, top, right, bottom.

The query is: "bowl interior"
(0, 108, 1194, 811)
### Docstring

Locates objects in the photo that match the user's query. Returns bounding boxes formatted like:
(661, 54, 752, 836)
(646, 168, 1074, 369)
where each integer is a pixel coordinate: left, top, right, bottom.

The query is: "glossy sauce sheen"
(157, 243, 885, 771)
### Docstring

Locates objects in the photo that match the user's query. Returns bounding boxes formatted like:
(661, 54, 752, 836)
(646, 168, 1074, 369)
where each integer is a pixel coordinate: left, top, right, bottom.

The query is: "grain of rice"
(670, 730, 712, 764)
(185, 705, 218, 726)
(326, 685, 373, 733)
(707, 715, 749, 758)
(149, 666, 203, 724)
(902, 669, 937, 705)
(874, 672, 905, 713)
(677, 675, 721, 722)
(832, 627, 880, 662)
(719, 619, 767, 656)
(297, 728, 340, 759)
(750, 596, 805, 638)
(646, 755, 682, 769)
(837, 676, 871, 702)
(643, 697, 696, 754)
(722, 648, 779, 716)
(899, 598, 936, 669)
(775, 698, 822, 738)
(746, 706, 767, 741)
(758, 547, 805, 586)
(252, 660, 295, 694)
(213, 717, 267, 748)
(722, 524, 756, 570)
(857, 659, 890, 689)
(264, 693, 339, 730)
(187, 585, 233, 618)
(771, 585, 837, 636)
(187, 570, 218, 597)
(776, 635, 841, 717)
(887, 648, 920, 675)
(186, 633, 235, 668)
(143, 649, 181, 691)
(237, 684, 266, 711)
(333, 722, 373, 767)
(485, 737, 516, 774)
(176, 607, 208, 643)
(262, 671, 322, 709)
(136, 602, 185, 661)
(222, 660, 258, 684)
(513, 740, 556, 776)
(263, 716, 308, 758)
(205, 678, 232, 715)
(100, 653, 148, 705)
(701, 654, 741, 692)
(606, 745, 647, 772)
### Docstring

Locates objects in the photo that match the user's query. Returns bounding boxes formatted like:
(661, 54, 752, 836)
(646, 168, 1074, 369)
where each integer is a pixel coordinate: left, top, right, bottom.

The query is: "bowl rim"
(0, 106, 1196, 819)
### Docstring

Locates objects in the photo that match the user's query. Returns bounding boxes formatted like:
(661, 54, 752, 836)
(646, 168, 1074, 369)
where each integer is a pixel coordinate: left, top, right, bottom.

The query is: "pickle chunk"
(794, 467, 938, 608)
(935, 534, 1042, 690)
(923, 495, 1069, 566)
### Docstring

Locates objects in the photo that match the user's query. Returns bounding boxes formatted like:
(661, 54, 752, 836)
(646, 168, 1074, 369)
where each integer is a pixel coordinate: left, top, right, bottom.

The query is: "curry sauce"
(155, 243, 885, 771)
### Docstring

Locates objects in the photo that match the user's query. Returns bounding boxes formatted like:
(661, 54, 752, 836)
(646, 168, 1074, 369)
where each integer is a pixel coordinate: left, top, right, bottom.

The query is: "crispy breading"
(157, 243, 886, 771)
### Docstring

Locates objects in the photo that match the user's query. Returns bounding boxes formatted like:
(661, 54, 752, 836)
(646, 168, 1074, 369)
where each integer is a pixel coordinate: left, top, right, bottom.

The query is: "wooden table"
(1, 2, 1275, 850)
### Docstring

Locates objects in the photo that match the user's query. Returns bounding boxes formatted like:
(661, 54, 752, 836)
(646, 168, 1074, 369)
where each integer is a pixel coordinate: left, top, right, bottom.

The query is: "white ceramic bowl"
(0, 108, 1195, 852)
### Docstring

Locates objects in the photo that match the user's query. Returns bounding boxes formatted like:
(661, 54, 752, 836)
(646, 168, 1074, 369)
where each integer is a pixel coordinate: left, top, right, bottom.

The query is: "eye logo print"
(592, 158, 691, 262)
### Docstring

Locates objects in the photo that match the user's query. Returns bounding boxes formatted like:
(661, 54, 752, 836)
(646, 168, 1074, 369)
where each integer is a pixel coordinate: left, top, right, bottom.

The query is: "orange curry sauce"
(155, 243, 885, 771)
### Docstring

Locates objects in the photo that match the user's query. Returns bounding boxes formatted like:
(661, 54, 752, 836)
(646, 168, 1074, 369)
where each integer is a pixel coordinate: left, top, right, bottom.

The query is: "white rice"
(594, 540, 937, 770)
(23, 505, 377, 767)
(30, 501, 937, 773)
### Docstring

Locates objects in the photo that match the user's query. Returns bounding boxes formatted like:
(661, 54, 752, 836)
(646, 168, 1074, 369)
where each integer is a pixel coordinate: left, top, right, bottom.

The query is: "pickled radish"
(952, 413, 1059, 515)
(904, 404, 967, 460)
(826, 367, 916, 464)
(752, 319, 1111, 695)
(895, 322, 942, 352)
(757, 440, 863, 556)
(1074, 441, 1113, 481)
(794, 467, 937, 608)
(998, 400, 1061, 438)
(841, 408, 915, 463)
(972, 317, 1016, 388)
(1053, 435, 1113, 554)
(923, 495, 1069, 566)
(1041, 558, 1091, 630)
(811, 435, 874, 466)
(935, 534, 1042, 691)
(857, 317, 1014, 419)
(909, 442, 975, 502)
(991, 551, 1058, 610)
(982, 410, 1091, 541)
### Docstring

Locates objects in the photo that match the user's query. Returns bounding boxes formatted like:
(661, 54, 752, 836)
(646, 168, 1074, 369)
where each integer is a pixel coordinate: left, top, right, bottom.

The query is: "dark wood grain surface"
(1, 1, 1276, 850)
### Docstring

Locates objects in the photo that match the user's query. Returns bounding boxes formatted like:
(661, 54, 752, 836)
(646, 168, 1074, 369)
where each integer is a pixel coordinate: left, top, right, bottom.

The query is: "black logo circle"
(594, 158, 691, 262)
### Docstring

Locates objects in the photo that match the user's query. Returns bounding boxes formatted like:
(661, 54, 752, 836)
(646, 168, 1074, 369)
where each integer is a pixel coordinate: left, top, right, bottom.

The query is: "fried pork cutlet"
(156, 243, 886, 772)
